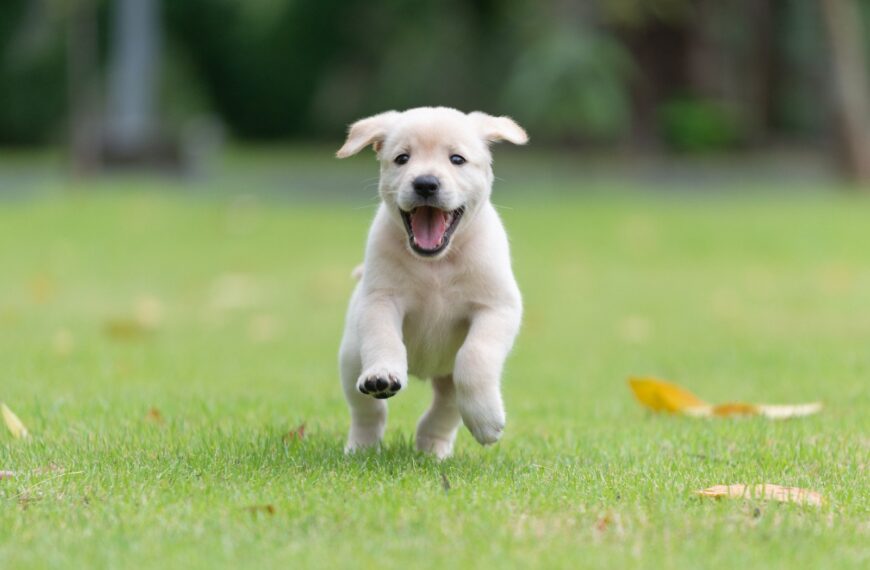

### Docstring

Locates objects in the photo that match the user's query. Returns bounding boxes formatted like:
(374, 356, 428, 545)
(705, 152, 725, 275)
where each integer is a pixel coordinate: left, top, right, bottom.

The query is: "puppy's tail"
(351, 263, 364, 281)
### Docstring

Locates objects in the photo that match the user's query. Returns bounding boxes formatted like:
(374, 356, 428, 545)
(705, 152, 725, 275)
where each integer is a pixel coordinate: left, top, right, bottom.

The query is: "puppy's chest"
(401, 274, 473, 378)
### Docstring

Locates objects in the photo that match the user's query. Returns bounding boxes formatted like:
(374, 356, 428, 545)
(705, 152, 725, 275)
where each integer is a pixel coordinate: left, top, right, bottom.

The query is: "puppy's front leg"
(357, 294, 407, 400)
(453, 307, 520, 445)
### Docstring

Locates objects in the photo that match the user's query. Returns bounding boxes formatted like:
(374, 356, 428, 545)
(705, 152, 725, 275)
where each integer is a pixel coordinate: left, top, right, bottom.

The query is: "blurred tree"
(821, 0, 870, 183)
(0, 0, 67, 145)
(68, 0, 100, 174)
(503, 26, 633, 143)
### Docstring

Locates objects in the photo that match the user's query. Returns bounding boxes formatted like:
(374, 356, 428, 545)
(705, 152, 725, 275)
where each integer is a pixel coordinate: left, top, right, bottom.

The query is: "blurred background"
(1, 0, 869, 187)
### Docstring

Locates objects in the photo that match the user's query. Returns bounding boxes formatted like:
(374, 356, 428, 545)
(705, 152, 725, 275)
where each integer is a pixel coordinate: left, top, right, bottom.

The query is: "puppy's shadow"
(277, 429, 532, 478)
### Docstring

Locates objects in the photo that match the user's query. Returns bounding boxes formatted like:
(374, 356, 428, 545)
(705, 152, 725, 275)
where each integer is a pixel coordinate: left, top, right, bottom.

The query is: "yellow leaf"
(628, 377, 822, 420)
(711, 402, 760, 417)
(1, 403, 29, 439)
(697, 484, 823, 507)
(757, 402, 823, 419)
(628, 377, 708, 413)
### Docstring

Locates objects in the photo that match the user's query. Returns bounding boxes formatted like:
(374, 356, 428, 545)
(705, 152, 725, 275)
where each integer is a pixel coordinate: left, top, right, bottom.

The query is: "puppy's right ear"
(336, 111, 400, 158)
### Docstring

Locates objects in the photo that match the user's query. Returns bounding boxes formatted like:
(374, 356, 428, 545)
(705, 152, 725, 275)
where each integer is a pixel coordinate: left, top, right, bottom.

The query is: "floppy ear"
(336, 111, 400, 158)
(468, 112, 529, 145)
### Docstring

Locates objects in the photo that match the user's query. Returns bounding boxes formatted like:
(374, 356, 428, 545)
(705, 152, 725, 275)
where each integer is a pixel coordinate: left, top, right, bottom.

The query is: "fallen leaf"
(628, 377, 822, 420)
(145, 407, 164, 424)
(628, 377, 707, 413)
(104, 318, 150, 340)
(244, 504, 276, 516)
(283, 423, 305, 442)
(594, 514, 612, 533)
(711, 402, 759, 417)
(757, 402, 824, 419)
(697, 484, 823, 507)
(0, 470, 14, 480)
(1, 403, 29, 439)
(104, 296, 165, 341)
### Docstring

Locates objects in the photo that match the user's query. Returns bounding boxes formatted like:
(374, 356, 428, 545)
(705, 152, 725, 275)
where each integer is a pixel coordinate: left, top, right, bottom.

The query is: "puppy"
(336, 107, 527, 458)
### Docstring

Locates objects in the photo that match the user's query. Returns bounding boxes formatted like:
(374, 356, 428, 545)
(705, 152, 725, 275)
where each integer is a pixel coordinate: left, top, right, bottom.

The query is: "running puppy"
(336, 107, 527, 458)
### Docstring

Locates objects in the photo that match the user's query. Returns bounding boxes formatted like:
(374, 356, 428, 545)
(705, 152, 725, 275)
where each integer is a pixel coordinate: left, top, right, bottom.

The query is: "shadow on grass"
(274, 428, 536, 481)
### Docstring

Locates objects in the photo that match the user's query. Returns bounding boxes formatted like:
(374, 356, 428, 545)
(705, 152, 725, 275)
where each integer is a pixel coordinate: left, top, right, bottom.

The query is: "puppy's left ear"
(336, 111, 400, 158)
(469, 112, 529, 145)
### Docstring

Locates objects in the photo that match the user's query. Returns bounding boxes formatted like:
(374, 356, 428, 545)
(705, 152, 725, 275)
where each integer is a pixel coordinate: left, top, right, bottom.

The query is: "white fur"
(336, 107, 527, 458)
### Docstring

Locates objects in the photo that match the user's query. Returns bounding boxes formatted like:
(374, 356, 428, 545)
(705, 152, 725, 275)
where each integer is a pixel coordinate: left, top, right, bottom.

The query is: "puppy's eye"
(394, 153, 410, 165)
(449, 154, 466, 166)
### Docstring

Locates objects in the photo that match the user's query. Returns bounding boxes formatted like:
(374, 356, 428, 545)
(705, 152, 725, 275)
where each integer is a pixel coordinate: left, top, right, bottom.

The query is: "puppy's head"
(337, 107, 527, 259)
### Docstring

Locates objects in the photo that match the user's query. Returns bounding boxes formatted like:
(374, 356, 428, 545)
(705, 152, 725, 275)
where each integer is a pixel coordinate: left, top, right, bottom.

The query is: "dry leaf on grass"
(145, 407, 165, 424)
(628, 377, 821, 420)
(628, 377, 706, 413)
(697, 484, 823, 507)
(755, 402, 823, 419)
(244, 504, 276, 516)
(104, 318, 151, 340)
(104, 296, 165, 341)
(283, 423, 306, 443)
(1, 403, 29, 439)
(0, 470, 14, 480)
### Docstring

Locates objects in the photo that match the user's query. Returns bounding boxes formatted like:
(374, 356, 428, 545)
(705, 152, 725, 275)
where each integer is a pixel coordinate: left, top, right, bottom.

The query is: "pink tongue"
(410, 207, 448, 250)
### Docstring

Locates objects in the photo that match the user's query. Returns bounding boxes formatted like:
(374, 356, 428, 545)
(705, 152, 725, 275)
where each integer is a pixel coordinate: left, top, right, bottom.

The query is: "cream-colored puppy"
(336, 107, 527, 458)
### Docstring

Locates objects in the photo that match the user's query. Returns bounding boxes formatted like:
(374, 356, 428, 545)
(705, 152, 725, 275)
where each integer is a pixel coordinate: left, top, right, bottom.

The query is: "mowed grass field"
(0, 177, 868, 568)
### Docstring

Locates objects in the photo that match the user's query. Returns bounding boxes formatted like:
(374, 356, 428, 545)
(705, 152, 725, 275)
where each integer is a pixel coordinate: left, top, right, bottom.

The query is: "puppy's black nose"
(412, 175, 440, 198)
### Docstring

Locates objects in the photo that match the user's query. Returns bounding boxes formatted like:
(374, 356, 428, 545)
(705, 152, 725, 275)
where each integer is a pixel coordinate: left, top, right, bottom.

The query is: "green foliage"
(0, 1, 67, 145)
(503, 27, 634, 142)
(0, 0, 856, 145)
(658, 98, 743, 152)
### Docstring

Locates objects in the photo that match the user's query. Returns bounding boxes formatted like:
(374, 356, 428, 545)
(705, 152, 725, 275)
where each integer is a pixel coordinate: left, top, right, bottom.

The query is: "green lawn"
(0, 179, 868, 568)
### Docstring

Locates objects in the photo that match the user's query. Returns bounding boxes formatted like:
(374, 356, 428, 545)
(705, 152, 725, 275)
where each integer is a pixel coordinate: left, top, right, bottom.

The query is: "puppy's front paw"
(464, 415, 505, 445)
(458, 394, 506, 445)
(357, 370, 404, 399)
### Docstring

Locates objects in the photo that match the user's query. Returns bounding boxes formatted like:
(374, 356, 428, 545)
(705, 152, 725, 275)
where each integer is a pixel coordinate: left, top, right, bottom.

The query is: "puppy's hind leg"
(416, 375, 462, 459)
(341, 340, 387, 453)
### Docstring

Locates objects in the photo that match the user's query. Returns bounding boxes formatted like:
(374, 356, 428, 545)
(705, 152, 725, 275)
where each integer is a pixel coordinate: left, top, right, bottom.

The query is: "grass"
(0, 172, 868, 568)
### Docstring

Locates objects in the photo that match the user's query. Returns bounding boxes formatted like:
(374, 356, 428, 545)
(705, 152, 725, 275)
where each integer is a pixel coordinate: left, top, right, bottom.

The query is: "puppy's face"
(337, 107, 527, 259)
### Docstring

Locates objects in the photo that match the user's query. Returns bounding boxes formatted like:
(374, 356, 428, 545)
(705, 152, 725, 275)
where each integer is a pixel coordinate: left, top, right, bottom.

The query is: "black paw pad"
(358, 374, 402, 399)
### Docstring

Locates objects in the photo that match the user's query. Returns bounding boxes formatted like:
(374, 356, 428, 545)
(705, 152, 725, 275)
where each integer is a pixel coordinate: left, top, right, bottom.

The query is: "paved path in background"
(0, 147, 839, 203)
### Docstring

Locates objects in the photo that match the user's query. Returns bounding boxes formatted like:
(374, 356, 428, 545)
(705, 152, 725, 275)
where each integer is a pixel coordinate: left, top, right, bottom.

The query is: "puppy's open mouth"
(400, 206, 465, 256)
